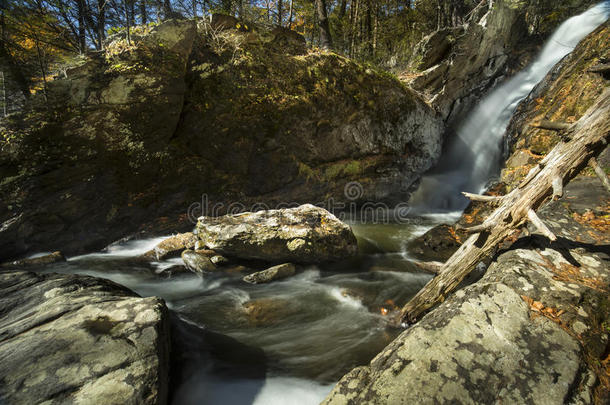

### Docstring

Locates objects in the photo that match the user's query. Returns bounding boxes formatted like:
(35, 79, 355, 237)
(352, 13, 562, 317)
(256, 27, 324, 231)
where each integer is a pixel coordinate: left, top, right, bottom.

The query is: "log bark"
(398, 89, 610, 325)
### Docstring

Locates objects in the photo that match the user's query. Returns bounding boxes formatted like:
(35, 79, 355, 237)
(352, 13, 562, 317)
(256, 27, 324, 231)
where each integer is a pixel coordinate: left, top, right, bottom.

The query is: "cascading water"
(410, 2, 610, 212)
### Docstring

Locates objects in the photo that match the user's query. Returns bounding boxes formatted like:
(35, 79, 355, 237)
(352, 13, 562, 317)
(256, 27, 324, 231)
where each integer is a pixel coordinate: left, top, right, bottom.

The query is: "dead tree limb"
(461, 192, 503, 203)
(398, 89, 610, 325)
(589, 157, 610, 193)
(414, 261, 443, 275)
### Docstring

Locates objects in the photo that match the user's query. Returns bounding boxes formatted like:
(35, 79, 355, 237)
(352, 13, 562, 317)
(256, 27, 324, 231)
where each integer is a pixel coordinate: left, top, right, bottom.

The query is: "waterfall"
(410, 2, 610, 212)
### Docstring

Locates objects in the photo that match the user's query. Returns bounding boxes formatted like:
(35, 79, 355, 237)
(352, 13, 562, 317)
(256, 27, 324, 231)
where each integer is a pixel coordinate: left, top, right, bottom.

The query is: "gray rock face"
(181, 249, 218, 274)
(0, 271, 170, 404)
(196, 204, 358, 263)
(243, 263, 296, 284)
(409, 0, 597, 124)
(324, 177, 609, 404)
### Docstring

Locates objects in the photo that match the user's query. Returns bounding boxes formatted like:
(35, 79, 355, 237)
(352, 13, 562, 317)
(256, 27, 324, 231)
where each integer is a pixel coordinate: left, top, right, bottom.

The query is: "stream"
(38, 214, 456, 404)
(33, 3, 609, 404)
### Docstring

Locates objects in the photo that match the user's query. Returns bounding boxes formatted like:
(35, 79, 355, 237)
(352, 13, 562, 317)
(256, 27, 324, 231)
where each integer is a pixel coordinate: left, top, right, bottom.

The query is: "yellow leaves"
(572, 207, 610, 234)
(521, 295, 566, 322)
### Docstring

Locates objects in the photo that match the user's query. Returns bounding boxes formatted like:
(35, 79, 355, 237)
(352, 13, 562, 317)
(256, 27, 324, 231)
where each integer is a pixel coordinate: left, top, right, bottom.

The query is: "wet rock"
(0, 251, 66, 268)
(196, 204, 358, 263)
(241, 298, 295, 326)
(407, 224, 461, 262)
(141, 232, 198, 261)
(156, 264, 192, 278)
(0, 271, 170, 404)
(181, 250, 218, 275)
(210, 255, 229, 266)
(243, 263, 296, 284)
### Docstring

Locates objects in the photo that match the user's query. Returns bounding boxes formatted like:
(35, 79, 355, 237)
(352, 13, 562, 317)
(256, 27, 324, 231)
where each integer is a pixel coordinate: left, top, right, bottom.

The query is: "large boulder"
(196, 204, 358, 263)
(0, 18, 442, 262)
(0, 270, 170, 404)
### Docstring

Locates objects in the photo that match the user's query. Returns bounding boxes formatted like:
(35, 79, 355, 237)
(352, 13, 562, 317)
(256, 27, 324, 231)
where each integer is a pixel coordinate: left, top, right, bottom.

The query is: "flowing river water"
(35, 3, 609, 404)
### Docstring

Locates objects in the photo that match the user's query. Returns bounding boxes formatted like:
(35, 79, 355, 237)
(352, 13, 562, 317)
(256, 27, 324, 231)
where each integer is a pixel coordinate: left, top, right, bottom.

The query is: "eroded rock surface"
(196, 204, 358, 263)
(0, 271, 170, 404)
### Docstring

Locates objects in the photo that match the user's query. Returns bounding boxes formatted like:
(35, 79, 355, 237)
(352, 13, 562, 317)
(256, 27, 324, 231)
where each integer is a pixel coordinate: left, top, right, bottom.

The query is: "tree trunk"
(97, 0, 106, 49)
(163, 0, 172, 17)
(288, 0, 294, 28)
(124, 0, 131, 44)
(339, 0, 347, 18)
(315, 0, 332, 50)
(278, 0, 283, 26)
(365, 0, 372, 56)
(77, 0, 87, 52)
(349, 0, 359, 57)
(140, 0, 147, 24)
(398, 88, 610, 325)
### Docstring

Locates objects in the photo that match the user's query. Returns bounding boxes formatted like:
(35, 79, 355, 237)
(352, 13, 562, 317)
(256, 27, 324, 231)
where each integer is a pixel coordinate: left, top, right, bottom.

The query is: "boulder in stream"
(243, 263, 296, 284)
(181, 249, 218, 275)
(196, 204, 358, 263)
(0, 270, 170, 404)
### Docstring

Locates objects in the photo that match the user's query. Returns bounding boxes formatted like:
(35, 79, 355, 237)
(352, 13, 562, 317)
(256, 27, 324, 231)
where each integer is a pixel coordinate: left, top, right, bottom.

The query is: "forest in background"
(0, 0, 480, 113)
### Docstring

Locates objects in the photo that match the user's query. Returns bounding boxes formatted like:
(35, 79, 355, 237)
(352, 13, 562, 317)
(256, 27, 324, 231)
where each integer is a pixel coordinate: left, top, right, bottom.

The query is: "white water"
(411, 2, 610, 212)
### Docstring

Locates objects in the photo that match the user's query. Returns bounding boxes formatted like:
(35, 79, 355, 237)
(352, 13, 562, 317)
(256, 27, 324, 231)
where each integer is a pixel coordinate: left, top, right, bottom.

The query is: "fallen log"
(398, 88, 610, 325)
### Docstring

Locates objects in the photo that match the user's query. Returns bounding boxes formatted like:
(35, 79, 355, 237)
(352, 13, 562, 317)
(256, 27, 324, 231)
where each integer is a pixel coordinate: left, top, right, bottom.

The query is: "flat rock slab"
(0, 270, 170, 404)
